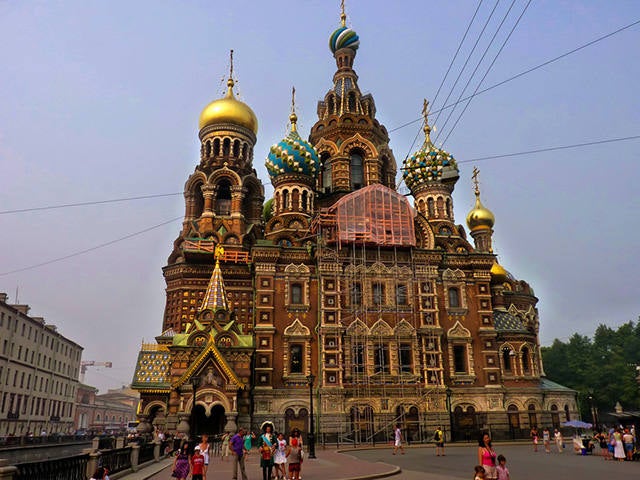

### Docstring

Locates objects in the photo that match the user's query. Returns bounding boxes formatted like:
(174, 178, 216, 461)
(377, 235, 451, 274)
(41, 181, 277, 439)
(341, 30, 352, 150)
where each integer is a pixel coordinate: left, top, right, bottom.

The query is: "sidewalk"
(119, 448, 400, 480)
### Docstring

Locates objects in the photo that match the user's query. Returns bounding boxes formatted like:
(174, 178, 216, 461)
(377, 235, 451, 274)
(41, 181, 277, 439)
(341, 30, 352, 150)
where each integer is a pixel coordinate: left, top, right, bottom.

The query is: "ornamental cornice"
(198, 123, 257, 143)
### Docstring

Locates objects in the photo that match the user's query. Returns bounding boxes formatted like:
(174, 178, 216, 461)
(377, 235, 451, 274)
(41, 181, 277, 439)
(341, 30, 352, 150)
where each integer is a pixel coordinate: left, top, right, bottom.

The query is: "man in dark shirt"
(231, 427, 248, 480)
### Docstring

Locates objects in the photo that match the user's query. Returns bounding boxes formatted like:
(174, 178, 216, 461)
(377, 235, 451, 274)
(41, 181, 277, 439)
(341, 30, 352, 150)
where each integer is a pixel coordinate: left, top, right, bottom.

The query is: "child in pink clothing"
(496, 455, 510, 480)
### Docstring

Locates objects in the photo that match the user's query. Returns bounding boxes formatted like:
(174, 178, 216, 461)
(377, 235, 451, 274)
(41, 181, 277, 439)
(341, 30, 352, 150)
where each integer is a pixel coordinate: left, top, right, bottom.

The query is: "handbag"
(171, 471, 179, 478)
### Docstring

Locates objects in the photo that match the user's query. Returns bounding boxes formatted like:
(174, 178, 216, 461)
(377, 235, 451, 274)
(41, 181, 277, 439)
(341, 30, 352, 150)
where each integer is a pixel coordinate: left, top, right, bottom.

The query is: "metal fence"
(15, 452, 89, 480)
(99, 447, 132, 474)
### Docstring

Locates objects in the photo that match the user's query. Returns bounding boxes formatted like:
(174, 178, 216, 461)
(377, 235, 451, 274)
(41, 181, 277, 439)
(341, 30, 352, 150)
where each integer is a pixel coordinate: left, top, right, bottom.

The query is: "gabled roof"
(494, 310, 528, 333)
(131, 346, 171, 391)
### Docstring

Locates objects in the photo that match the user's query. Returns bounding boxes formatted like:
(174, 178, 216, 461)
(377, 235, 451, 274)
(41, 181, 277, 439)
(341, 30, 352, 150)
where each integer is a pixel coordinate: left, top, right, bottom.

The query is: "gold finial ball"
(199, 83, 258, 134)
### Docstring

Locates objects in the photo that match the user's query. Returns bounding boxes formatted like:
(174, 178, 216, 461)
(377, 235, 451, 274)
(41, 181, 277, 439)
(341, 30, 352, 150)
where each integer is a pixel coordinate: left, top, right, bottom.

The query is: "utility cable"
(435, 0, 518, 143)
(441, 0, 533, 146)
(0, 192, 182, 215)
(389, 17, 640, 133)
(431, 0, 485, 111)
(432, 0, 501, 129)
(0, 216, 182, 276)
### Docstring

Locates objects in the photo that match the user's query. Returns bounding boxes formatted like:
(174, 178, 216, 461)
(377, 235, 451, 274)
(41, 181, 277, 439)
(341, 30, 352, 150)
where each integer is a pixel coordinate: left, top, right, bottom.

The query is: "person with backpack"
(433, 426, 445, 456)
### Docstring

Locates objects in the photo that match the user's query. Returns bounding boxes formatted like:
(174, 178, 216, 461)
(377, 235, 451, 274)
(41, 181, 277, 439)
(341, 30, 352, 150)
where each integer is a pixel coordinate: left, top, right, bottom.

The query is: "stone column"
(86, 451, 101, 479)
(201, 185, 216, 218)
(230, 186, 246, 218)
(154, 438, 162, 461)
(177, 413, 191, 438)
(224, 413, 238, 433)
(130, 444, 140, 472)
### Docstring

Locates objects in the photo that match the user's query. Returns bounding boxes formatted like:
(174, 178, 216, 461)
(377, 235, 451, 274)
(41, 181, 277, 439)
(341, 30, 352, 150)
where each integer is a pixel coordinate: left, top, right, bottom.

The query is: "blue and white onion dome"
(329, 24, 360, 53)
(265, 113, 319, 178)
(402, 126, 459, 193)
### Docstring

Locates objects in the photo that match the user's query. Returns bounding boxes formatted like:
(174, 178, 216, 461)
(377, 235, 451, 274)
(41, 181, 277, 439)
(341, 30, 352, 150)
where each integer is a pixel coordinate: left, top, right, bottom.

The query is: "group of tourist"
(594, 426, 636, 461)
(170, 424, 305, 480)
(529, 426, 565, 453)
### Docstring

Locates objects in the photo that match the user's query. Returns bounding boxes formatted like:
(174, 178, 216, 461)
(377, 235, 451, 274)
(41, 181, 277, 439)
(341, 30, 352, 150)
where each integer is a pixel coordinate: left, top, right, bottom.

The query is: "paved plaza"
(133, 443, 639, 480)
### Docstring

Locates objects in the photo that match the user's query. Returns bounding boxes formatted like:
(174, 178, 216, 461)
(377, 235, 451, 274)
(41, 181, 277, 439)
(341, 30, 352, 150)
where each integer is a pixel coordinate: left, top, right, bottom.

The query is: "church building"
(131, 7, 577, 442)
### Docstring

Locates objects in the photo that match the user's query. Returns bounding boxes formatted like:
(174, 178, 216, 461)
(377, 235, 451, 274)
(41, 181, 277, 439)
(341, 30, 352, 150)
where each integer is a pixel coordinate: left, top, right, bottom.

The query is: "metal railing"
(15, 452, 89, 480)
(99, 447, 132, 474)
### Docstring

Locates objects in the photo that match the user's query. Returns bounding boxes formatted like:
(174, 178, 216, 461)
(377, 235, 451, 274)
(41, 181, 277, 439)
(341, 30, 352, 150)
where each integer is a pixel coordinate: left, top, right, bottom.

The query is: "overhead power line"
(0, 216, 182, 277)
(0, 192, 182, 216)
(389, 17, 640, 133)
(441, 0, 533, 147)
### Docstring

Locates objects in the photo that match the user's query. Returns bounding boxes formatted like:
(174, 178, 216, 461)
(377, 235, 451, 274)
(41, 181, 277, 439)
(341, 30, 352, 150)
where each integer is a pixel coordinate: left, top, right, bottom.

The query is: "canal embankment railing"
(0, 437, 171, 480)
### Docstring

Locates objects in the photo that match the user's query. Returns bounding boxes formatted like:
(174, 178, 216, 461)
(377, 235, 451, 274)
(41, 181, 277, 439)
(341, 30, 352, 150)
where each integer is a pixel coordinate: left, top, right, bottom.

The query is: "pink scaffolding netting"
(322, 184, 416, 247)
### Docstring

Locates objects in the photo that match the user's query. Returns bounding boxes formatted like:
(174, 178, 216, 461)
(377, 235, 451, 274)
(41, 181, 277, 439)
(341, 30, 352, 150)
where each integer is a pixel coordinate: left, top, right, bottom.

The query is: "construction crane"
(80, 360, 112, 383)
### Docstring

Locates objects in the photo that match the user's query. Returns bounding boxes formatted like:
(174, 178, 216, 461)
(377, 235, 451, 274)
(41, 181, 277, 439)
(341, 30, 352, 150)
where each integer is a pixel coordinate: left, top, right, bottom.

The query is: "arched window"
(427, 198, 435, 217)
(353, 342, 364, 374)
(528, 404, 537, 428)
(233, 139, 240, 157)
(301, 191, 308, 212)
(222, 138, 230, 156)
(564, 404, 570, 421)
(213, 138, 220, 156)
(522, 347, 530, 373)
(321, 154, 332, 192)
(194, 184, 205, 218)
(446, 198, 452, 219)
(502, 347, 513, 371)
(350, 152, 364, 190)
(372, 282, 385, 305)
(453, 345, 467, 373)
(205, 141, 211, 157)
(396, 284, 408, 305)
(327, 95, 335, 115)
(448, 287, 460, 308)
(282, 190, 289, 211)
(215, 179, 232, 215)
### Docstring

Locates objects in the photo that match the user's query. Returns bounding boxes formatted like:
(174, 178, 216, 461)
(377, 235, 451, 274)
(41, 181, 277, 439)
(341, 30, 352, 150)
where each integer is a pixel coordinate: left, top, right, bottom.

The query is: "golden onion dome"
(466, 190, 495, 231)
(490, 261, 508, 284)
(199, 78, 258, 134)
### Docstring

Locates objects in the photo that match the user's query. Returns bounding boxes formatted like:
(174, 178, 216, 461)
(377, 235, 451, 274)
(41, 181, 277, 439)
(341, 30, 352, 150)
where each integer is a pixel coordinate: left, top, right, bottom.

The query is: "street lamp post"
(445, 387, 453, 443)
(306, 374, 316, 459)
(191, 376, 201, 438)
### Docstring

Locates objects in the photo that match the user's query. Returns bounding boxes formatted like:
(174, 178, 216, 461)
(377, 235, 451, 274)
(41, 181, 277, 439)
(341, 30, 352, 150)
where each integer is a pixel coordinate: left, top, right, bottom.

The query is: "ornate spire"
(290, 86, 298, 133)
(225, 49, 235, 97)
(198, 245, 229, 313)
(422, 98, 432, 144)
(472, 166, 480, 195)
(340, 0, 346, 27)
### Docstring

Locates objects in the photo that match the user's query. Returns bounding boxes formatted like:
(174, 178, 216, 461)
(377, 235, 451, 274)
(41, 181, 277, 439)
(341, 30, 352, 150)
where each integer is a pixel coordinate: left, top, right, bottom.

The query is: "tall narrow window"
(351, 282, 362, 306)
(374, 344, 389, 373)
(448, 287, 460, 308)
(399, 343, 412, 373)
(522, 347, 530, 373)
(502, 347, 512, 371)
(215, 179, 232, 215)
(291, 283, 303, 304)
(350, 152, 363, 189)
(353, 343, 364, 373)
(290, 345, 303, 373)
(396, 284, 408, 306)
(321, 154, 332, 192)
(372, 282, 385, 306)
(453, 345, 466, 373)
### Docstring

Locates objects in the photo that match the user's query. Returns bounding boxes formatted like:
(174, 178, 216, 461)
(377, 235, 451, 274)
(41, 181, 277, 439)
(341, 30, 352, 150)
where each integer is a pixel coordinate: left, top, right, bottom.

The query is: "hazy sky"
(1, 1, 638, 393)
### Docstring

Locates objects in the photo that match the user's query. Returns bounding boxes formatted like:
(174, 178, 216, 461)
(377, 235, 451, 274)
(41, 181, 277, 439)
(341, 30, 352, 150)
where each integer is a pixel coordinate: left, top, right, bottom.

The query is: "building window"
(453, 345, 466, 373)
(350, 152, 364, 189)
(372, 282, 385, 306)
(353, 343, 364, 373)
(448, 287, 460, 308)
(396, 284, 408, 306)
(399, 343, 412, 373)
(321, 154, 332, 193)
(290, 345, 303, 374)
(291, 283, 303, 305)
(502, 347, 513, 371)
(522, 347, 530, 373)
(374, 344, 389, 373)
(351, 282, 362, 306)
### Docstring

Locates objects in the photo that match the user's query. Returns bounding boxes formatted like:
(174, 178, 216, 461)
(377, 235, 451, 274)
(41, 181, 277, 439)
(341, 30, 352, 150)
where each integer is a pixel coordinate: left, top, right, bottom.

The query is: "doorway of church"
(191, 404, 226, 436)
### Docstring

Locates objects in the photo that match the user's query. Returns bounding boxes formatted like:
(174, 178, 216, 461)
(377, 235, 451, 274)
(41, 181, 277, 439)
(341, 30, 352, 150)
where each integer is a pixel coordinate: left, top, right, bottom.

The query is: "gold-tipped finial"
(214, 244, 225, 262)
(422, 98, 432, 143)
(226, 49, 235, 93)
(472, 166, 480, 195)
(290, 86, 298, 132)
(340, 0, 346, 27)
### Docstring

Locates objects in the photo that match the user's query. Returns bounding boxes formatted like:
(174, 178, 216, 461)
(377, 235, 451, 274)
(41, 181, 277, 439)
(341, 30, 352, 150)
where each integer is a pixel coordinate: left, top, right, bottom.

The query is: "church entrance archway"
(191, 404, 226, 436)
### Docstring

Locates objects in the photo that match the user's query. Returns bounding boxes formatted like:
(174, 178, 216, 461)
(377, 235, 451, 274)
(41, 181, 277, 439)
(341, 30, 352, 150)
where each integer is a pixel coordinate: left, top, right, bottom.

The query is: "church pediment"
(370, 319, 392, 336)
(447, 320, 471, 339)
(346, 318, 369, 335)
(283, 318, 311, 337)
(174, 337, 245, 390)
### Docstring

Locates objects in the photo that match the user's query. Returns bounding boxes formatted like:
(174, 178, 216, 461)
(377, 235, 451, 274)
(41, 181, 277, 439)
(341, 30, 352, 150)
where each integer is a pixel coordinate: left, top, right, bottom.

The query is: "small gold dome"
(199, 79, 258, 134)
(490, 261, 508, 284)
(466, 191, 495, 231)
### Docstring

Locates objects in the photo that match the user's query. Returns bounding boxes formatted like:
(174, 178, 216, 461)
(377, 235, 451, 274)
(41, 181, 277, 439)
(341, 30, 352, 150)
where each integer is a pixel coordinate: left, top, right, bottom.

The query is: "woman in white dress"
(273, 432, 288, 480)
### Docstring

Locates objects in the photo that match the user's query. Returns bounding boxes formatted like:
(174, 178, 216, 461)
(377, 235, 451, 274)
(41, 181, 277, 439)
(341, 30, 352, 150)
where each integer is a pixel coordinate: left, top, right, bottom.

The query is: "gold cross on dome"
(215, 244, 225, 261)
(472, 167, 480, 194)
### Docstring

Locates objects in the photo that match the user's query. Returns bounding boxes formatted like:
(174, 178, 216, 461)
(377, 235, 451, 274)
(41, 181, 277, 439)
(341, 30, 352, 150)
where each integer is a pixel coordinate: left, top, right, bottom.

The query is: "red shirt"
(191, 453, 205, 474)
